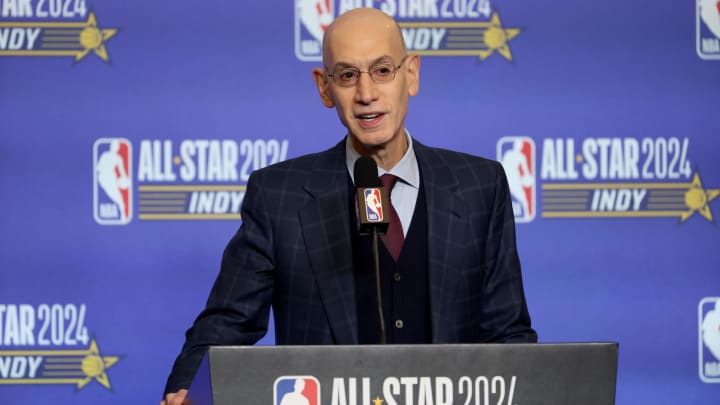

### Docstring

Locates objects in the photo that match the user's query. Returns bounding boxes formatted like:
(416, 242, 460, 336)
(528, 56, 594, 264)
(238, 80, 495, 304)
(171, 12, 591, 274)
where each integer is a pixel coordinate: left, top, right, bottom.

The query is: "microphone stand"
(372, 226, 387, 344)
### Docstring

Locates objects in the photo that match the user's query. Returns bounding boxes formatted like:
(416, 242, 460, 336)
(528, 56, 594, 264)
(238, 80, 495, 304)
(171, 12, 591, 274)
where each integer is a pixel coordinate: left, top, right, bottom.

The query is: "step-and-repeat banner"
(1, 0, 719, 403)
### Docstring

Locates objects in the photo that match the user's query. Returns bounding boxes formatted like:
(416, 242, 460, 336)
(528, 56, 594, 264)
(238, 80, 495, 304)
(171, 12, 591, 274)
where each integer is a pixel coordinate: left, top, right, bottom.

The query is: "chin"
(352, 124, 403, 145)
(352, 132, 395, 149)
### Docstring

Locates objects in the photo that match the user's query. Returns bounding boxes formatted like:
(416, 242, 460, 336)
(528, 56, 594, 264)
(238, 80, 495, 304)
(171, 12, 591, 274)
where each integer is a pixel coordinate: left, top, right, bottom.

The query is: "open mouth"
(359, 113, 381, 121)
(356, 113, 385, 128)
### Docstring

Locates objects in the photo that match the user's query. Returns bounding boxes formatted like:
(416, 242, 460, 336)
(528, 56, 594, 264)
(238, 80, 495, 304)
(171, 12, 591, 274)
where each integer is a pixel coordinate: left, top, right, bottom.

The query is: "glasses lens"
(335, 68, 359, 86)
(370, 64, 396, 83)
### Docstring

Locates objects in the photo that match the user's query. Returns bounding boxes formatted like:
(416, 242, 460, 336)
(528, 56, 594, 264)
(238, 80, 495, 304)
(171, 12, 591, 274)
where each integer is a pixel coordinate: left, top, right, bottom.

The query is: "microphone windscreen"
(354, 156, 381, 187)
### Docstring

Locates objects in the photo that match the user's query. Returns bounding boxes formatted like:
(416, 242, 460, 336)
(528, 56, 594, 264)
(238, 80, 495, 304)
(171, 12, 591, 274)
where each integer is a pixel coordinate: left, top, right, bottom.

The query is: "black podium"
(188, 343, 618, 405)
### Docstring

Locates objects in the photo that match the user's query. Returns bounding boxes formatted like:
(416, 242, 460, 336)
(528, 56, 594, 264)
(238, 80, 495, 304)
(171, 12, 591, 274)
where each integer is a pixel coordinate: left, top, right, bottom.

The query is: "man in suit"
(162, 7, 536, 405)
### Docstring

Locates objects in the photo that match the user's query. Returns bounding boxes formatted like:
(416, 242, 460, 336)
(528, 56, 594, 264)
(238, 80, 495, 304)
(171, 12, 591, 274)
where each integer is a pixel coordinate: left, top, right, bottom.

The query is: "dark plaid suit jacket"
(164, 138, 537, 393)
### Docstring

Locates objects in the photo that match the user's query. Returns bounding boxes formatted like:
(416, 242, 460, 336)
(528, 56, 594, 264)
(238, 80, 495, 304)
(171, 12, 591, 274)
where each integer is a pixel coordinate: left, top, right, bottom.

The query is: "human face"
(313, 17, 419, 156)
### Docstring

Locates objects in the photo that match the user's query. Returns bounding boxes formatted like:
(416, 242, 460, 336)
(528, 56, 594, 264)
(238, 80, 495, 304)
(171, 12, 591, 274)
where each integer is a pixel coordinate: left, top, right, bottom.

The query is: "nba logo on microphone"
(364, 188, 384, 222)
(274, 376, 320, 405)
(497, 136, 536, 223)
(699, 297, 720, 383)
(295, 0, 334, 61)
(93, 138, 132, 225)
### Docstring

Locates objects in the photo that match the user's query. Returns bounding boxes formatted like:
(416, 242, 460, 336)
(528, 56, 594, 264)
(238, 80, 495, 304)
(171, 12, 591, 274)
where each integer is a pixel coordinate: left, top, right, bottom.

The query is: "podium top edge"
(208, 342, 619, 351)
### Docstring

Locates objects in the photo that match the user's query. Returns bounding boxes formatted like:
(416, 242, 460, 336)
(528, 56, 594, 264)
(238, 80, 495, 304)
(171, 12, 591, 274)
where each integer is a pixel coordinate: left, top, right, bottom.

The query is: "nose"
(354, 72, 378, 105)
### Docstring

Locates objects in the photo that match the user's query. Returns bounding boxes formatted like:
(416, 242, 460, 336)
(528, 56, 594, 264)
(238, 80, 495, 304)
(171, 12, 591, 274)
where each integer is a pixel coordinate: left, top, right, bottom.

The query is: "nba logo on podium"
(699, 297, 720, 383)
(93, 138, 132, 225)
(274, 376, 320, 405)
(497, 136, 536, 223)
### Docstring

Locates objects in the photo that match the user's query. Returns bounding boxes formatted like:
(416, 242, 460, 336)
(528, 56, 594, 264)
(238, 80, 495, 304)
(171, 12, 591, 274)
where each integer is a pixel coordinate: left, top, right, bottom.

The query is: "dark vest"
(349, 176, 431, 344)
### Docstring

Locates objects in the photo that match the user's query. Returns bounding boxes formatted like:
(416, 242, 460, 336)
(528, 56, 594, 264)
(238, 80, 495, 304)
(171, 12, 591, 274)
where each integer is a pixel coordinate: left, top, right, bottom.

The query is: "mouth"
(356, 112, 385, 128)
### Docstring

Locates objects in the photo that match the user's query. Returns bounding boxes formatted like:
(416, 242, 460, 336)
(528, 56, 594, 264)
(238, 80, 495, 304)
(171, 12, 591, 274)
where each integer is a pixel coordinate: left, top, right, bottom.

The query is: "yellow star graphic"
(77, 339, 120, 389)
(373, 396, 384, 405)
(75, 12, 118, 63)
(680, 172, 720, 222)
(479, 12, 521, 61)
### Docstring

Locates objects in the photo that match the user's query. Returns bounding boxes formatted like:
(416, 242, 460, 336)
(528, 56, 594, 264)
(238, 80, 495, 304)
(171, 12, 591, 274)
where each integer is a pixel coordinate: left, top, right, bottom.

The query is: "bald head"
(322, 8, 406, 66)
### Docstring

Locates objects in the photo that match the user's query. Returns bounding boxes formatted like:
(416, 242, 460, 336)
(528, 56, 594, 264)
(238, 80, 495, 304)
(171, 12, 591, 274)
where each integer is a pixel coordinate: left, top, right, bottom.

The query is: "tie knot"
(380, 173, 398, 190)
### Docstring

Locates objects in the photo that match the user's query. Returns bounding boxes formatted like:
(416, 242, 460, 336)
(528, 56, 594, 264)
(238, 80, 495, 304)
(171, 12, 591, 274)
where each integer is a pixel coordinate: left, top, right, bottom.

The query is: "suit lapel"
(298, 141, 359, 344)
(415, 142, 468, 342)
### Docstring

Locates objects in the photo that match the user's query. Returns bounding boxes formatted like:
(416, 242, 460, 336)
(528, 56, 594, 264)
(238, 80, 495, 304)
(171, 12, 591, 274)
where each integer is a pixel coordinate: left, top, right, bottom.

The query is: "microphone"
(353, 156, 388, 344)
(354, 156, 390, 236)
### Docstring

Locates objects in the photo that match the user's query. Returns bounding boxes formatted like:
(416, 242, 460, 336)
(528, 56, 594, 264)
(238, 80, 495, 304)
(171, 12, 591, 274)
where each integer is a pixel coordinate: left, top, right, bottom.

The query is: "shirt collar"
(345, 130, 420, 189)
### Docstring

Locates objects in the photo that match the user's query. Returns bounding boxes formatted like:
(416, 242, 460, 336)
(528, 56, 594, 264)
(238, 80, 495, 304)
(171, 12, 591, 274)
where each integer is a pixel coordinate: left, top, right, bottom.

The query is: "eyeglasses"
(326, 56, 408, 87)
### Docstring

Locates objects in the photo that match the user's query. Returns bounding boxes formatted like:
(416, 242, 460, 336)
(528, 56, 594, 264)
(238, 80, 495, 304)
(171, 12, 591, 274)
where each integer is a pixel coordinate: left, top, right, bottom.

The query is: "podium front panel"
(190, 343, 618, 405)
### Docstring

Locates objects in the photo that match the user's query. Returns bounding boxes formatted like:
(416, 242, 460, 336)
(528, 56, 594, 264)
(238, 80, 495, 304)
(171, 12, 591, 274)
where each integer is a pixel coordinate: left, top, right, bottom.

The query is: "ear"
(405, 54, 420, 96)
(312, 67, 335, 108)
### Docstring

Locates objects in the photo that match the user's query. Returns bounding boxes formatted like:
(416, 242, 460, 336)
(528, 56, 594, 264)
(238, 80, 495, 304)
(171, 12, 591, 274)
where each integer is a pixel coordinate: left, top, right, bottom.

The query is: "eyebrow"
(331, 55, 396, 70)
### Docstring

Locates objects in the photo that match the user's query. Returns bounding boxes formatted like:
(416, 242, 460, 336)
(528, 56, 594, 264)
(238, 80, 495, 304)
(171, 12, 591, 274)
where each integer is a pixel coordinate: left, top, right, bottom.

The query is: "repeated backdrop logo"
(93, 138, 291, 225)
(0, 304, 120, 390)
(498, 136, 720, 224)
(0, 1, 119, 63)
(93, 139, 132, 225)
(295, 0, 522, 62)
(699, 297, 720, 383)
(497, 137, 535, 223)
(697, 0, 720, 59)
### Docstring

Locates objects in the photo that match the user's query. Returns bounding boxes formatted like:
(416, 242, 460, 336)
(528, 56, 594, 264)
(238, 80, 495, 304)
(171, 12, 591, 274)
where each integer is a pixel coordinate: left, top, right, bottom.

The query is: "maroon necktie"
(380, 174, 404, 261)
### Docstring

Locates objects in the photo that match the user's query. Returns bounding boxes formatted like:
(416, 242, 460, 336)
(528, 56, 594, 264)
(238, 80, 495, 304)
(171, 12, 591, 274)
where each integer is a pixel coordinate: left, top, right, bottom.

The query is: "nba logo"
(699, 297, 720, 383)
(364, 188, 384, 222)
(274, 376, 320, 405)
(697, 0, 720, 59)
(497, 136, 536, 223)
(295, 0, 334, 61)
(93, 138, 132, 225)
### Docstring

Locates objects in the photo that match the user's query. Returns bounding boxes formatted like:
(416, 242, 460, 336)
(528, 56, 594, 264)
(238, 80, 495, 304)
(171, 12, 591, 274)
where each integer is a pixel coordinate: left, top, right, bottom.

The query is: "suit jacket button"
(394, 272, 401, 282)
(395, 320, 404, 329)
